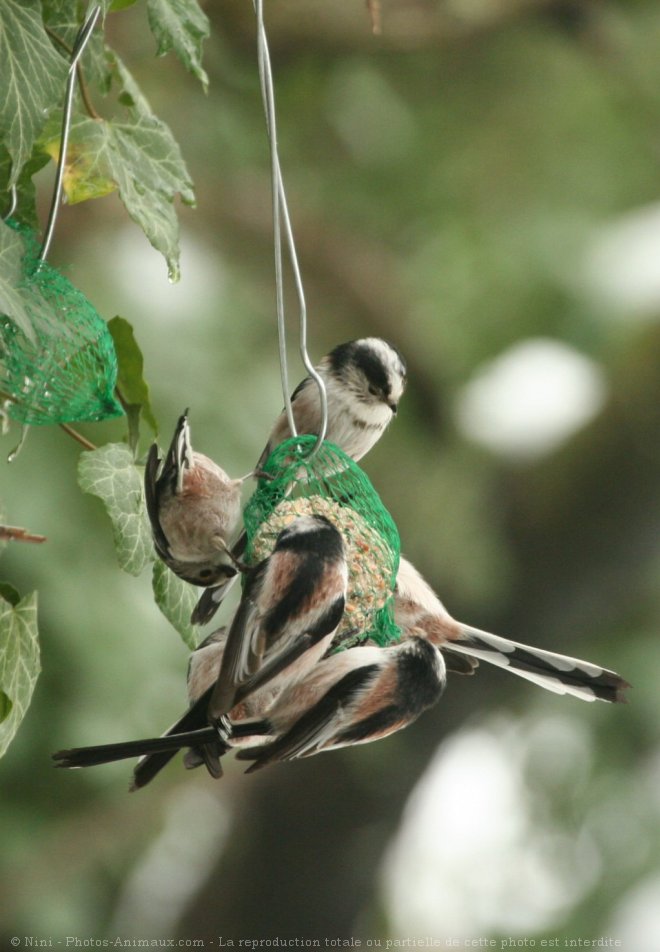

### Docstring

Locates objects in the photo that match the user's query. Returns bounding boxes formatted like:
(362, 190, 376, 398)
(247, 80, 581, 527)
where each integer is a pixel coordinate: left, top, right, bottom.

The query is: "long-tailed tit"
(52, 631, 446, 782)
(53, 514, 349, 787)
(207, 513, 348, 718)
(394, 556, 630, 703)
(233, 635, 446, 771)
(192, 337, 406, 625)
(52, 555, 629, 784)
(257, 337, 407, 468)
(144, 410, 248, 587)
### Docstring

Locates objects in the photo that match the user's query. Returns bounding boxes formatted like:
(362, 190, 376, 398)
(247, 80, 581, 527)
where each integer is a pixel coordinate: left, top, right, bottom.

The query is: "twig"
(366, 0, 382, 35)
(58, 423, 97, 451)
(45, 26, 101, 120)
(0, 525, 47, 544)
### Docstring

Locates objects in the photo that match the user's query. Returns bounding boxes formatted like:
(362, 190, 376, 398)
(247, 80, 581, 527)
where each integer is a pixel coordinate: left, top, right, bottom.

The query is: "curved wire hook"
(253, 0, 328, 457)
(38, 4, 102, 264)
(2, 186, 18, 222)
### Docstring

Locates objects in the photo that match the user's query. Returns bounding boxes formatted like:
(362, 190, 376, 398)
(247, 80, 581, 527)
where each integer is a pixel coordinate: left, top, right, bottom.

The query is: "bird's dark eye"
(199, 568, 213, 580)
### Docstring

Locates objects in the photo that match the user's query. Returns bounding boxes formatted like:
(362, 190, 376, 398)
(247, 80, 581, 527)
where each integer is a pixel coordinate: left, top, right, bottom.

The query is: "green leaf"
(0, 502, 6, 559)
(42, 3, 113, 97)
(111, 124, 188, 281)
(0, 582, 20, 606)
(42, 1, 93, 47)
(109, 0, 141, 11)
(78, 443, 154, 576)
(111, 55, 195, 207)
(0, 218, 34, 338)
(152, 561, 198, 649)
(108, 315, 159, 452)
(146, 0, 210, 91)
(0, 589, 39, 759)
(41, 105, 194, 280)
(110, 51, 151, 115)
(0, 0, 68, 186)
(0, 690, 12, 724)
(0, 145, 50, 228)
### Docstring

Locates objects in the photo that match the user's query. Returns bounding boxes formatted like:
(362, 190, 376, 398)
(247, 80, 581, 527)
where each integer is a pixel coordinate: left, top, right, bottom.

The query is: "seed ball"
(249, 495, 395, 639)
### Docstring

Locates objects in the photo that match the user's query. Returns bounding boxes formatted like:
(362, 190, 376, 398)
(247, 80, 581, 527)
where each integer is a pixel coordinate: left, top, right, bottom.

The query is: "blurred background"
(1, 0, 660, 945)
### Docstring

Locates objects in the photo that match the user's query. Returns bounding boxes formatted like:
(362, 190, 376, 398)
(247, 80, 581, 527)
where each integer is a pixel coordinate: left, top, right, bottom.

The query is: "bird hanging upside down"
(144, 409, 252, 588)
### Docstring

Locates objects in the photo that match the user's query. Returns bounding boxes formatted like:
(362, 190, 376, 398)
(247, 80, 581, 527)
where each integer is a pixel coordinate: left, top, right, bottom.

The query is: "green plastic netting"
(0, 219, 123, 425)
(244, 435, 401, 650)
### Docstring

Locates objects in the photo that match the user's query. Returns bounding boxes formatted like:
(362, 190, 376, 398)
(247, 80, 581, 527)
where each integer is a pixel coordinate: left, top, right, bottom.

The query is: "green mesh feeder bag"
(243, 435, 401, 651)
(0, 220, 123, 425)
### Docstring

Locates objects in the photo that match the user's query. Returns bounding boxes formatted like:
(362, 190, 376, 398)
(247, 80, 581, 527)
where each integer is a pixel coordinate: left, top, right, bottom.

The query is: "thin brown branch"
(45, 26, 101, 120)
(0, 525, 47, 544)
(366, 0, 382, 35)
(58, 423, 97, 451)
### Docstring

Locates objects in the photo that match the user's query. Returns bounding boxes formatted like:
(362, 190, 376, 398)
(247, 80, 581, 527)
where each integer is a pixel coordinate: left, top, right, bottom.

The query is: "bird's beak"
(389, 402, 398, 415)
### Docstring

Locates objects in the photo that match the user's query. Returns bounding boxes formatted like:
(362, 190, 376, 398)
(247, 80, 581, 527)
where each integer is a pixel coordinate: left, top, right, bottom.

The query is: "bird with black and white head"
(258, 337, 406, 467)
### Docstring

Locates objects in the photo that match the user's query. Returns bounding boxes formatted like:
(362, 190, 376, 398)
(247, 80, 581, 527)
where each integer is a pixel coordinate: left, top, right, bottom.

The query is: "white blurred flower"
(584, 203, 660, 318)
(454, 338, 607, 459)
(381, 716, 599, 938)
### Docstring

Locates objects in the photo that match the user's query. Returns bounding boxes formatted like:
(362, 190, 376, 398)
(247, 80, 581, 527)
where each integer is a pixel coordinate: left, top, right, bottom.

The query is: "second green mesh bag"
(243, 435, 401, 650)
(0, 220, 122, 426)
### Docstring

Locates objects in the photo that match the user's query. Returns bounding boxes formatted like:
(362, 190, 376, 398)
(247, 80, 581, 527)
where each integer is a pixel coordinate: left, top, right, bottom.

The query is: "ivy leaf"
(0, 589, 39, 759)
(112, 125, 190, 281)
(147, 0, 210, 91)
(109, 0, 141, 11)
(41, 129, 117, 204)
(0, 583, 20, 605)
(0, 0, 68, 187)
(0, 145, 50, 228)
(0, 218, 34, 339)
(111, 52, 161, 120)
(108, 315, 159, 453)
(78, 443, 154, 576)
(152, 561, 198, 649)
(42, 2, 113, 97)
(0, 691, 12, 724)
(41, 105, 194, 280)
(110, 55, 195, 208)
(42, 1, 85, 43)
(0, 501, 6, 559)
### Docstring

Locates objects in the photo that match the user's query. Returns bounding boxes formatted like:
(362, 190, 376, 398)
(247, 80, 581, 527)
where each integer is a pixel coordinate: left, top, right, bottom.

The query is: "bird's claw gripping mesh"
(243, 435, 401, 651)
(0, 220, 123, 425)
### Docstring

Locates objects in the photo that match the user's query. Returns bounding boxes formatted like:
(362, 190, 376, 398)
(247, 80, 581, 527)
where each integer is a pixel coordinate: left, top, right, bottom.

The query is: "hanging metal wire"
(2, 186, 18, 222)
(39, 4, 102, 264)
(253, 0, 328, 457)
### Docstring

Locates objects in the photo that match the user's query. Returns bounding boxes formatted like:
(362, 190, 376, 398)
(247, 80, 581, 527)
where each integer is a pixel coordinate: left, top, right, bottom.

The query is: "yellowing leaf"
(41, 102, 193, 280)
(42, 137, 117, 205)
